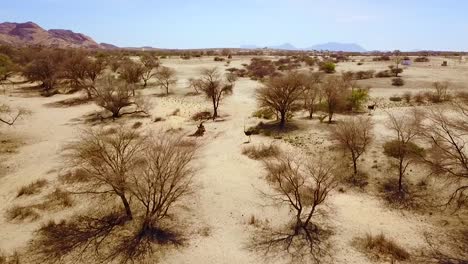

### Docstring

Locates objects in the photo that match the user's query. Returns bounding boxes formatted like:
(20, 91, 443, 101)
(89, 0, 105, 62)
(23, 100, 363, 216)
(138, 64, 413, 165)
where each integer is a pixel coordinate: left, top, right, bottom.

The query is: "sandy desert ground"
(0, 55, 467, 264)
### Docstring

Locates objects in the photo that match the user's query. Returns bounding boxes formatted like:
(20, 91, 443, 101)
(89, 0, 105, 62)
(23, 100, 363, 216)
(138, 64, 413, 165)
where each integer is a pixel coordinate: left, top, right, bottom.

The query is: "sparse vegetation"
(355, 233, 410, 261)
(242, 144, 281, 160)
(17, 179, 48, 197)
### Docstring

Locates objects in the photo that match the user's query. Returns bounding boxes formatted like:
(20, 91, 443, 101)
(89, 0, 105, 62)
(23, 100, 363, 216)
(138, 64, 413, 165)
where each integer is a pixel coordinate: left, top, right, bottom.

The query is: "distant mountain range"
(0, 21, 368, 52)
(0, 21, 117, 49)
(241, 42, 367, 52)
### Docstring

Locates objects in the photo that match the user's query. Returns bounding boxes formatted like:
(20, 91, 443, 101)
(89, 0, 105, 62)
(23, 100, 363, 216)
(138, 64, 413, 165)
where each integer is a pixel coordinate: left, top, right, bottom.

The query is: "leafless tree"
(155, 66, 177, 95)
(130, 133, 197, 233)
(187, 78, 203, 94)
(421, 106, 468, 208)
(253, 155, 337, 263)
(0, 103, 28, 126)
(94, 75, 150, 119)
(257, 71, 305, 128)
(66, 126, 147, 220)
(140, 54, 160, 87)
(36, 130, 198, 263)
(197, 67, 235, 120)
(431, 81, 450, 103)
(383, 110, 424, 194)
(321, 76, 349, 123)
(303, 72, 323, 119)
(332, 116, 373, 178)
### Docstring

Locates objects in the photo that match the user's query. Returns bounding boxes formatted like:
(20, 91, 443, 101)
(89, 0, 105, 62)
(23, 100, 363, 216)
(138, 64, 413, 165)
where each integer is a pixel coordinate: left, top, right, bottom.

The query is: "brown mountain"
(0, 21, 117, 49)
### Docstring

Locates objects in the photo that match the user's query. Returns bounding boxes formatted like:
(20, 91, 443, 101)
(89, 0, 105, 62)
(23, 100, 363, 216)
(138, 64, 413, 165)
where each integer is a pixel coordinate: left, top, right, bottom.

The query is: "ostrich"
(244, 122, 253, 143)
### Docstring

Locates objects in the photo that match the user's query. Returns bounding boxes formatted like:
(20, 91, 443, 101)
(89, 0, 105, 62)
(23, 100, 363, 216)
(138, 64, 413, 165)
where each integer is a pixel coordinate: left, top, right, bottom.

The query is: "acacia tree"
(332, 116, 373, 179)
(94, 75, 149, 119)
(84, 57, 107, 98)
(23, 49, 65, 94)
(388, 50, 403, 77)
(321, 76, 348, 123)
(197, 67, 236, 119)
(383, 110, 424, 194)
(256, 156, 337, 261)
(140, 54, 160, 87)
(66, 126, 147, 220)
(119, 59, 144, 96)
(0, 54, 17, 85)
(422, 106, 468, 208)
(155, 66, 177, 94)
(62, 50, 89, 91)
(303, 72, 323, 119)
(257, 71, 304, 128)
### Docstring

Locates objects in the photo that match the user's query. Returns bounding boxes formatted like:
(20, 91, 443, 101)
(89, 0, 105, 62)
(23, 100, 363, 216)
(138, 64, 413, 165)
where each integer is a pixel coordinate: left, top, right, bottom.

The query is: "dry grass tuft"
(5, 205, 40, 222)
(58, 168, 91, 184)
(16, 179, 48, 197)
(242, 144, 281, 160)
(356, 233, 410, 261)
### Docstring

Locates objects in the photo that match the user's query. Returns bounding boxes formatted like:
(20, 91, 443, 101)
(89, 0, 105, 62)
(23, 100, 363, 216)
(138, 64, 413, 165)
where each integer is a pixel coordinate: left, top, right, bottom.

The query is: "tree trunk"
(119, 194, 133, 220)
(280, 111, 286, 128)
(212, 96, 218, 120)
(328, 112, 333, 123)
(398, 158, 404, 192)
(143, 79, 147, 88)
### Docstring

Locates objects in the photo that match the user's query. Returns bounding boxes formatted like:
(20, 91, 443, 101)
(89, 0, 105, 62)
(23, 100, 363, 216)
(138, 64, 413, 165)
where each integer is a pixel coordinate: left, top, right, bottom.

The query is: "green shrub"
(319, 62, 336, 73)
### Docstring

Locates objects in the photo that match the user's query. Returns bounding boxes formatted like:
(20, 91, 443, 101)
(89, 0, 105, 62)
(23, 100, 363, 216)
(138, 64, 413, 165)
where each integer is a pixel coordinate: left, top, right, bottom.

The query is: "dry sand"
(0, 56, 466, 263)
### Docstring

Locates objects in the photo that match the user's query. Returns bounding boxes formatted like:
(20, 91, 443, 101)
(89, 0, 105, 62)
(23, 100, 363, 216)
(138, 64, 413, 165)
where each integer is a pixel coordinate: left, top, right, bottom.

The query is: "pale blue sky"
(1, 0, 467, 51)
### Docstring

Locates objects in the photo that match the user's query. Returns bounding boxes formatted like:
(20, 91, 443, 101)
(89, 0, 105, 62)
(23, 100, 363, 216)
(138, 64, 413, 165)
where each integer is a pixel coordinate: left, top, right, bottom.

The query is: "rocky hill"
(0, 21, 115, 49)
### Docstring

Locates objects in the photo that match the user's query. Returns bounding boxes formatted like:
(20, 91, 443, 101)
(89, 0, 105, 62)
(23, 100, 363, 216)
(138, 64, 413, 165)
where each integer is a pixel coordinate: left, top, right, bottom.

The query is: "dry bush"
(0, 104, 29, 126)
(331, 116, 373, 180)
(414, 56, 430, 62)
(58, 168, 91, 184)
(43, 188, 73, 209)
(375, 70, 392, 78)
(403, 91, 412, 103)
(155, 66, 177, 94)
(389, 95, 403, 102)
(392, 77, 405, 86)
(429, 81, 451, 103)
(414, 92, 425, 104)
(191, 111, 212, 121)
(303, 72, 323, 119)
(252, 107, 276, 120)
(257, 71, 304, 128)
(245, 58, 276, 79)
(355, 233, 410, 262)
(321, 75, 349, 123)
(251, 156, 337, 263)
(0, 251, 20, 264)
(94, 75, 150, 119)
(17, 179, 48, 197)
(242, 144, 281, 160)
(5, 205, 40, 222)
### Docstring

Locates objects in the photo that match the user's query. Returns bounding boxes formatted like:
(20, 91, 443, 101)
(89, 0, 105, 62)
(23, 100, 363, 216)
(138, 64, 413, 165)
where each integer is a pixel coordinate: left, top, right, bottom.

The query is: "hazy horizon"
(1, 0, 468, 51)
